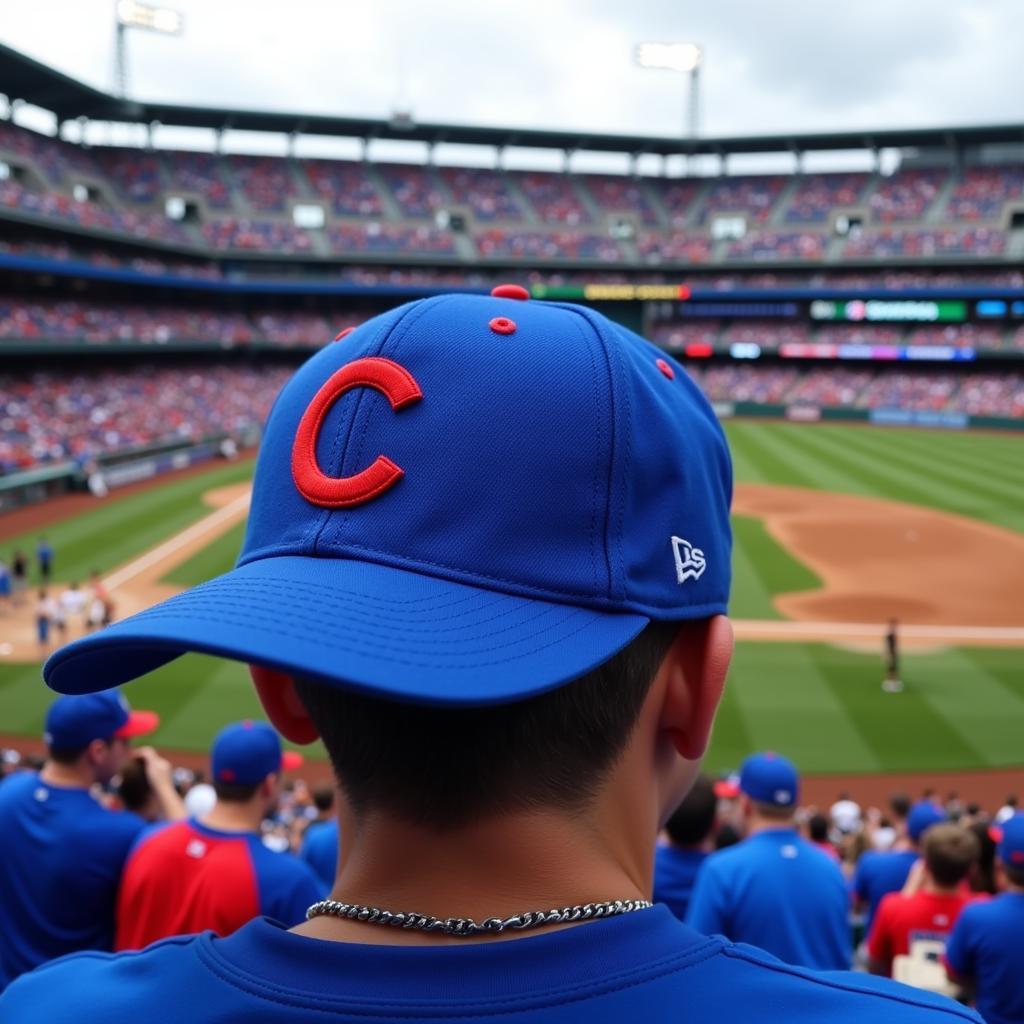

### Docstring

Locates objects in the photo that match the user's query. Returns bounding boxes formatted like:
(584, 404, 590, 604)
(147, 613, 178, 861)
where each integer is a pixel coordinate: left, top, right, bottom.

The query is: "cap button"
(490, 284, 530, 301)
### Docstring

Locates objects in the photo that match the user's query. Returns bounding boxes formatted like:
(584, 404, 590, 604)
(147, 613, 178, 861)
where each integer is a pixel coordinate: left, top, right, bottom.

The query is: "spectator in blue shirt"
(654, 774, 717, 920)
(0, 690, 183, 989)
(946, 814, 1024, 1024)
(687, 751, 851, 970)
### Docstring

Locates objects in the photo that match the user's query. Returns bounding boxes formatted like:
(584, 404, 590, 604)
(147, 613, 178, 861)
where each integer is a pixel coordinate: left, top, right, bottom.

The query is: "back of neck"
(39, 761, 93, 790)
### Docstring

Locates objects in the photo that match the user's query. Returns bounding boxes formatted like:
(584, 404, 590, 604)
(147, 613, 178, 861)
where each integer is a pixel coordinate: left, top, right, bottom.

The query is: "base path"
(0, 484, 251, 662)
(732, 483, 1024, 646)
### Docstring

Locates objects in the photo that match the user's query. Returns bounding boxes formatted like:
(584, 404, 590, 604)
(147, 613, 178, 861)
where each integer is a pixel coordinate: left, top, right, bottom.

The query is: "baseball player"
(115, 721, 321, 950)
(853, 800, 947, 933)
(3, 292, 979, 1021)
(945, 814, 1024, 1024)
(883, 618, 903, 693)
(686, 752, 851, 970)
(0, 690, 182, 989)
(653, 774, 718, 920)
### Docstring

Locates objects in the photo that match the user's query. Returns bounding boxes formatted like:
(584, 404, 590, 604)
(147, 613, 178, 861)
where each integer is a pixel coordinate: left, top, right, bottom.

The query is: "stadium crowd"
(2, 362, 1021, 474)
(0, 719, 1020, 1019)
(5, 119, 1024, 261)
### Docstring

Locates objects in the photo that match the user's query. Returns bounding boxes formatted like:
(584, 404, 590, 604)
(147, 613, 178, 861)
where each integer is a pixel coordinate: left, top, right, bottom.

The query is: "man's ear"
(250, 666, 320, 744)
(661, 615, 733, 760)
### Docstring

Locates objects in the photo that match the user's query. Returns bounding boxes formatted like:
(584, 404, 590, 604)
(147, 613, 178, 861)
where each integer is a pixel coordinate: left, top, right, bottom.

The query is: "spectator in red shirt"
(867, 823, 980, 977)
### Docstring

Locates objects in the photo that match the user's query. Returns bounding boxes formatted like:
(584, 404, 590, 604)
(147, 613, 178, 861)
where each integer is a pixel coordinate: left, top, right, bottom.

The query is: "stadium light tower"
(115, 0, 183, 98)
(634, 42, 703, 141)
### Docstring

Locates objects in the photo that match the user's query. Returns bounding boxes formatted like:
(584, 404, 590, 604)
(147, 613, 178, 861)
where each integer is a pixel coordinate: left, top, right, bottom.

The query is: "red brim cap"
(714, 779, 740, 799)
(281, 750, 304, 772)
(114, 709, 160, 739)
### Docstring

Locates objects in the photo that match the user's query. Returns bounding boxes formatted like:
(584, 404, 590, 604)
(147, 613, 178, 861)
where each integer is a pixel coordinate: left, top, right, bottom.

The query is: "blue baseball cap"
(739, 752, 799, 807)
(211, 720, 304, 786)
(907, 800, 946, 841)
(990, 814, 1024, 869)
(44, 690, 158, 751)
(43, 290, 732, 706)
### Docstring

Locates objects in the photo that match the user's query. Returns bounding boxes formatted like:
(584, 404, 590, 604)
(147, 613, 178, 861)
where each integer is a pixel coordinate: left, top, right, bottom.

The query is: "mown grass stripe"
(704, 669, 756, 774)
(723, 422, 840, 490)
(835, 426, 1024, 520)
(721, 642, 881, 773)
(871, 430, 1024, 485)
(905, 648, 1024, 769)
(772, 423, 984, 514)
(729, 519, 781, 620)
(809, 643, 983, 773)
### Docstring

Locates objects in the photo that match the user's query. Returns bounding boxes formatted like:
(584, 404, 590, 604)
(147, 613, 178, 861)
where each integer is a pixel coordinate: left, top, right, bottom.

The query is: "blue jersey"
(0, 771, 146, 989)
(945, 892, 1024, 1024)
(853, 849, 919, 932)
(653, 843, 706, 921)
(0, 904, 980, 1023)
(299, 818, 339, 892)
(686, 827, 850, 970)
(115, 819, 322, 950)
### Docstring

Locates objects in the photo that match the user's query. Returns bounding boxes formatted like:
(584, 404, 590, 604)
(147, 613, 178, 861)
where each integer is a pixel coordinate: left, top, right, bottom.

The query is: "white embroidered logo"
(186, 840, 207, 859)
(671, 536, 707, 584)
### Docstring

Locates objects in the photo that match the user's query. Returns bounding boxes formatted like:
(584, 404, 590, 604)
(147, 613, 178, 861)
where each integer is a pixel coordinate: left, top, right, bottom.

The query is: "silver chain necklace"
(305, 897, 653, 937)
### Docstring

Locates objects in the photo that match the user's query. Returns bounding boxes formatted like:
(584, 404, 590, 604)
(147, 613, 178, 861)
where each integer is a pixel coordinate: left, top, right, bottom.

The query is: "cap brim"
(281, 751, 304, 772)
(114, 709, 160, 739)
(43, 557, 648, 706)
(713, 780, 740, 799)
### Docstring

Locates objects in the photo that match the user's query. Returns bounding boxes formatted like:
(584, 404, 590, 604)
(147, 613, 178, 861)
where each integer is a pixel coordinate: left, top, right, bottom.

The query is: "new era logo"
(671, 536, 706, 584)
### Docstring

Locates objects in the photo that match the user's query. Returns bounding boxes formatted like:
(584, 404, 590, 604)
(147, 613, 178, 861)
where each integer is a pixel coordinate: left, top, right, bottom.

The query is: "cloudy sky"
(2, 1, 1021, 170)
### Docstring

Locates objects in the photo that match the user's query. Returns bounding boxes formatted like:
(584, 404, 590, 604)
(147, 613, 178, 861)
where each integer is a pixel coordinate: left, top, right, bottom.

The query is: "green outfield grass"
(1, 424, 1021, 775)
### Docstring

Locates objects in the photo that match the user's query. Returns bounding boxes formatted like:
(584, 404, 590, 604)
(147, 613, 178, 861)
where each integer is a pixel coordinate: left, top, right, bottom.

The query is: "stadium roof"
(3, 42, 1024, 156)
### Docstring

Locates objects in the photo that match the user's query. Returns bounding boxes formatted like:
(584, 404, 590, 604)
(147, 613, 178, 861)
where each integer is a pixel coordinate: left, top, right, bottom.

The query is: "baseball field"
(1, 421, 1022, 786)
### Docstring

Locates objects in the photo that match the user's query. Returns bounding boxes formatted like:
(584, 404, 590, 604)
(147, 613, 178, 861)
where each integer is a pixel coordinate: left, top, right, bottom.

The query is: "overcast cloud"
(1, 1, 1021, 170)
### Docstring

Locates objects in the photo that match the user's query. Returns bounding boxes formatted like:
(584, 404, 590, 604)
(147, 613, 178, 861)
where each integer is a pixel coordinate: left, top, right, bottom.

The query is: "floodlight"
(117, 0, 183, 35)
(634, 42, 702, 74)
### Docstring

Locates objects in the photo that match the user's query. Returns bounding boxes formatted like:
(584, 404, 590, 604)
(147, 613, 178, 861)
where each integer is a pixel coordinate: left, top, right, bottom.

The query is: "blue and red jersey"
(0, 771, 147, 989)
(114, 818, 321, 950)
(852, 849, 919, 932)
(1, 905, 981, 1023)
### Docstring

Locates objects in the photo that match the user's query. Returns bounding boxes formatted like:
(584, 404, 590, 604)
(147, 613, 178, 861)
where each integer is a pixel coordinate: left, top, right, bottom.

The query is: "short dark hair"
(665, 775, 717, 847)
(752, 801, 795, 822)
(118, 757, 152, 813)
(808, 812, 829, 843)
(923, 824, 979, 887)
(889, 791, 911, 820)
(312, 784, 335, 814)
(47, 745, 88, 765)
(1004, 864, 1024, 888)
(295, 619, 681, 829)
(214, 780, 261, 803)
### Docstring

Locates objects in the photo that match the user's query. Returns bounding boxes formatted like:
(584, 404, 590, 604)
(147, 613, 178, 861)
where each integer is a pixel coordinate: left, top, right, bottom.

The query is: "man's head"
(663, 774, 718, 849)
(312, 784, 335, 816)
(738, 751, 799, 825)
(889, 791, 911, 822)
(44, 691, 158, 784)
(44, 294, 734, 840)
(210, 720, 303, 813)
(118, 756, 157, 819)
(921, 823, 979, 889)
(907, 800, 946, 847)
(992, 814, 1024, 889)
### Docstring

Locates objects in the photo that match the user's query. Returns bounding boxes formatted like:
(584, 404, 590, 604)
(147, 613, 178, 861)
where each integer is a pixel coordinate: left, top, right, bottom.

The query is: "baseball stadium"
(0, 41, 1022, 812)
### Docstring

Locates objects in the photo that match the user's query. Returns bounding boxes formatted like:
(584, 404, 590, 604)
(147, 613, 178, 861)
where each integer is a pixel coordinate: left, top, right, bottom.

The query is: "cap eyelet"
(656, 359, 675, 380)
(489, 317, 517, 335)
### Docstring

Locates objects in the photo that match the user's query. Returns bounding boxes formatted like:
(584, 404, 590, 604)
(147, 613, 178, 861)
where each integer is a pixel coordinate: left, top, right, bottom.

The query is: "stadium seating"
(512, 171, 591, 225)
(327, 222, 455, 255)
(303, 160, 384, 217)
(439, 166, 524, 222)
(377, 162, 444, 218)
(635, 231, 712, 263)
(583, 175, 659, 226)
(160, 151, 233, 210)
(869, 168, 947, 222)
(475, 229, 620, 261)
(201, 218, 314, 252)
(726, 231, 826, 261)
(224, 155, 298, 213)
(698, 175, 787, 224)
(945, 166, 1024, 222)
(844, 227, 1007, 259)
(784, 173, 870, 223)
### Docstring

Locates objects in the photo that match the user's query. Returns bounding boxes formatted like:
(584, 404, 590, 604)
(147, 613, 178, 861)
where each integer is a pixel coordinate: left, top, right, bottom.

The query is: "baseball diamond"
(1, 421, 1020, 783)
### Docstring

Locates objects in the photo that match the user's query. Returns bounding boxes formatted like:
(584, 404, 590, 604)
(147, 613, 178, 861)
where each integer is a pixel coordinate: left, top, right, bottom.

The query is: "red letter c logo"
(291, 357, 423, 508)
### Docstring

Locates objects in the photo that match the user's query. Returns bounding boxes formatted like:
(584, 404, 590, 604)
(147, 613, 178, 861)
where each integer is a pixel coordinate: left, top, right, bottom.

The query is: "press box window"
(711, 216, 746, 241)
(165, 196, 200, 222)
